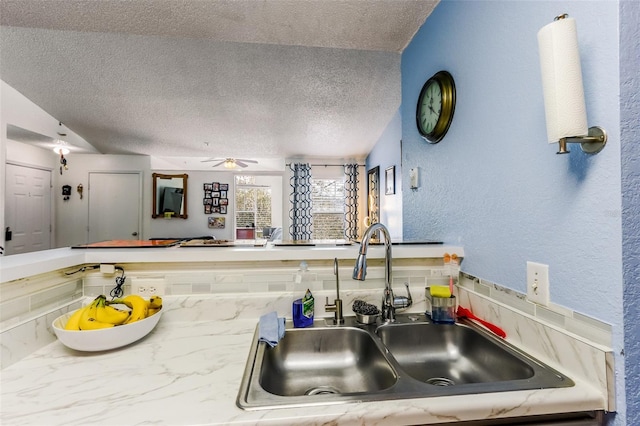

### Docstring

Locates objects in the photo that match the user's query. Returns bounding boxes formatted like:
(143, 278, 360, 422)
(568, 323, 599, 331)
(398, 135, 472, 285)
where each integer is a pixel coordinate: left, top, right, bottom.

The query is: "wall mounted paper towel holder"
(539, 14, 608, 155)
(557, 126, 607, 155)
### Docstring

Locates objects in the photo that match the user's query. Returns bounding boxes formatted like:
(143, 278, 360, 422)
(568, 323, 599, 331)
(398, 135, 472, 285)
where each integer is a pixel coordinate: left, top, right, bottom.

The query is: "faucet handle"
(324, 296, 344, 324)
(393, 282, 413, 309)
(325, 296, 333, 309)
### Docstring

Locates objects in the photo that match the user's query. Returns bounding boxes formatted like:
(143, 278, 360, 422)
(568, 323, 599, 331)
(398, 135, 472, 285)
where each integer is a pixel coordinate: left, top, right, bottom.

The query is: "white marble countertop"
(0, 298, 605, 426)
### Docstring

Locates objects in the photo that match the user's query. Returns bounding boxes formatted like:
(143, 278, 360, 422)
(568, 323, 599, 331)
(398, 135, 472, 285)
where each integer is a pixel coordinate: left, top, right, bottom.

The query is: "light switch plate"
(527, 261, 549, 306)
(409, 168, 419, 189)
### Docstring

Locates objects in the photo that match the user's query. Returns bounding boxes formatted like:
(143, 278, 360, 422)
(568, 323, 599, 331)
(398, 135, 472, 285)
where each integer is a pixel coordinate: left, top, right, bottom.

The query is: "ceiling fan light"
(224, 159, 236, 169)
(53, 146, 70, 155)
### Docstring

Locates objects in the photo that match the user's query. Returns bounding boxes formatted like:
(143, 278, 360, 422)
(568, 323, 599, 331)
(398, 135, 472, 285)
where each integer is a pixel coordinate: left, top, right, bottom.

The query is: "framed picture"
(220, 205, 227, 214)
(385, 166, 395, 195)
(203, 181, 229, 214)
(208, 217, 225, 228)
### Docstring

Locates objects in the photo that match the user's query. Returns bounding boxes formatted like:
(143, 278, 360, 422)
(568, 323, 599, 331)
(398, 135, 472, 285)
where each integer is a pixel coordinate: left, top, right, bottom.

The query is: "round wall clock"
(416, 70, 456, 144)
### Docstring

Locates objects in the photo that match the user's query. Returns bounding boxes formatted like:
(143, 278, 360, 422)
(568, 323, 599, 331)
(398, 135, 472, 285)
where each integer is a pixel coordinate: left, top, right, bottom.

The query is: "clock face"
(419, 81, 442, 135)
(415, 71, 456, 144)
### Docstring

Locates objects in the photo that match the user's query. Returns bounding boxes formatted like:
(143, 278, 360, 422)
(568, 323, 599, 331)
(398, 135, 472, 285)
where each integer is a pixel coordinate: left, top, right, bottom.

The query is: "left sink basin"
(237, 324, 398, 410)
(259, 327, 397, 396)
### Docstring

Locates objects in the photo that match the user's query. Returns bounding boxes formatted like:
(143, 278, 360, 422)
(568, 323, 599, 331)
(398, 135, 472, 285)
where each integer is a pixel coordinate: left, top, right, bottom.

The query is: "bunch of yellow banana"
(63, 294, 163, 330)
(64, 295, 128, 330)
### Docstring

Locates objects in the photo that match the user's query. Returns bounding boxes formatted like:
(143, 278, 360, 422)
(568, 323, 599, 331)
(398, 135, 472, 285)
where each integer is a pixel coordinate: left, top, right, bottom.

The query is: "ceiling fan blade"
(201, 158, 225, 163)
(235, 161, 249, 168)
(209, 161, 226, 167)
(236, 159, 258, 164)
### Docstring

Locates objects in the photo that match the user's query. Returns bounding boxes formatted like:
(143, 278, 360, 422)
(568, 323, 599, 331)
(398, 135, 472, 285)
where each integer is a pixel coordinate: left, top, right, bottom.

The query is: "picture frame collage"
(203, 182, 229, 215)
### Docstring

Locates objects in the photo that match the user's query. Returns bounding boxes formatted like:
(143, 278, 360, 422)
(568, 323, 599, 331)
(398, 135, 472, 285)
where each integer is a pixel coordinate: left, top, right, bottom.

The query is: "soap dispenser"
(292, 261, 314, 328)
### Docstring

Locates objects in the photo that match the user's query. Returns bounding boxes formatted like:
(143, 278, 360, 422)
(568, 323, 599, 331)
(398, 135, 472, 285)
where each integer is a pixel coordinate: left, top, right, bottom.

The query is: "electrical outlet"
(527, 261, 549, 306)
(131, 279, 166, 296)
(100, 264, 116, 274)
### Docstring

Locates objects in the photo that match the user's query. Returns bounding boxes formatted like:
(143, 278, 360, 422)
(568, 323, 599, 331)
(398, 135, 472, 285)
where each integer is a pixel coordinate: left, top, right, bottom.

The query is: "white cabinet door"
(88, 172, 141, 242)
(5, 164, 52, 255)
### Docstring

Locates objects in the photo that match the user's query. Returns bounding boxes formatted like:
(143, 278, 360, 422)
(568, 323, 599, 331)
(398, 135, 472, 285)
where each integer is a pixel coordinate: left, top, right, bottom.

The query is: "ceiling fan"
(201, 157, 258, 169)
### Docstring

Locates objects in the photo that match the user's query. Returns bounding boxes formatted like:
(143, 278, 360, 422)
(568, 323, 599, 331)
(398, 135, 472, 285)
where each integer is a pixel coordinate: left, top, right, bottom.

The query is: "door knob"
(132, 232, 138, 236)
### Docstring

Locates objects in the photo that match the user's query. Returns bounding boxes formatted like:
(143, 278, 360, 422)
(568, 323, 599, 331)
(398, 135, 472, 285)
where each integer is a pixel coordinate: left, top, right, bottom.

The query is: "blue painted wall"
(401, 1, 629, 423)
(620, 1, 640, 424)
(366, 109, 403, 240)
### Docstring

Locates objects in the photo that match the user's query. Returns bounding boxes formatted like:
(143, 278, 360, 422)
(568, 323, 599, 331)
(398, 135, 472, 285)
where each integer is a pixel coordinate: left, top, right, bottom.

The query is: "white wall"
(56, 155, 151, 246)
(150, 170, 236, 240)
(5, 148, 287, 245)
(1, 80, 97, 250)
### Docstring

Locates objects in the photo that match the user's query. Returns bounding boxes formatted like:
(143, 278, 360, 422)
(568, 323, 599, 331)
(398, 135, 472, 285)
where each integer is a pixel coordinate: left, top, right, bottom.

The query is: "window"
(311, 178, 346, 239)
(235, 176, 272, 239)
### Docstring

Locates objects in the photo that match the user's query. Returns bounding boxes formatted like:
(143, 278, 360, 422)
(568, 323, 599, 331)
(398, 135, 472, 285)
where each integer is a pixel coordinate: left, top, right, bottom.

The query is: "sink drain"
(425, 377, 456, 387)
(305, 386, 341, 395)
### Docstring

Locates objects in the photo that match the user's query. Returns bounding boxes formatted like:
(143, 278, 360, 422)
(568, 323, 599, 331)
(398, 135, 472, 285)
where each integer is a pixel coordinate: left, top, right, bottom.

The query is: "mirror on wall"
(152, 173, 188, 219)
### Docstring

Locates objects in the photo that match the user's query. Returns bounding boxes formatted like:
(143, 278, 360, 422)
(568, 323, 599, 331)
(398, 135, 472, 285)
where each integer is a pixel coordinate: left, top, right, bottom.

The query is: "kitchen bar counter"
(0, 243, 464, 283)
(0, 296, 605, 426)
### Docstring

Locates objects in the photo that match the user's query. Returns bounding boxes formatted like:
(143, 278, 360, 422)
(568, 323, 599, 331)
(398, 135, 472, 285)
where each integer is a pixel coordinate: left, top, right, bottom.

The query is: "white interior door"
(88, 172, 141, 242)
(4, 163, 52, 255)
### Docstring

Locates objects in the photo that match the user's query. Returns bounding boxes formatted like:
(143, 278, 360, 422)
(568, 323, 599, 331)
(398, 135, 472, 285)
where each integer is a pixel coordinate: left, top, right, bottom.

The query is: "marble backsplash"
(457, 273, 615, 412)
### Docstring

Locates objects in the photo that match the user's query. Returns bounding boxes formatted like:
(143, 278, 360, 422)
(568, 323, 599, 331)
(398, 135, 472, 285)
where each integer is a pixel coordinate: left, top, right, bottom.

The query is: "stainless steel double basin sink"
(237, 314, 574, 410)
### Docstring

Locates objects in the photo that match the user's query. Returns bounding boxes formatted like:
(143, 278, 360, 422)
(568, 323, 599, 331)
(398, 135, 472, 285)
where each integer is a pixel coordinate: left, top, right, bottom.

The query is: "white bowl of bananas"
(52, 294, 163, 351)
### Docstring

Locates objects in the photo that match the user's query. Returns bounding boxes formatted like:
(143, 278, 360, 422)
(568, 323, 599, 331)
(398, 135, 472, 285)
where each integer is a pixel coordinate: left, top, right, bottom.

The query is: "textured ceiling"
(0, 0, 438, 162)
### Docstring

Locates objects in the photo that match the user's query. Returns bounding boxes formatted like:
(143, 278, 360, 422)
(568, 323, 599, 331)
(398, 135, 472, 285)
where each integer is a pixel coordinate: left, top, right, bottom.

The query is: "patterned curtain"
(289, 163, 313, 240)
(344, 164, 360, 241)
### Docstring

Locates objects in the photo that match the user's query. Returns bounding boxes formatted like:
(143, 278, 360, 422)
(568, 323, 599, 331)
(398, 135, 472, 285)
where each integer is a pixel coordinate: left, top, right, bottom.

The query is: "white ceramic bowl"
(52, 307, 162, 351)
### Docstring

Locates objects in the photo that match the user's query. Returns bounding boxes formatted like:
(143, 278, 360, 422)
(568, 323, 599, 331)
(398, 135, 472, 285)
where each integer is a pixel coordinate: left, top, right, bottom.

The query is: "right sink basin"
(376, 322, 534, 386)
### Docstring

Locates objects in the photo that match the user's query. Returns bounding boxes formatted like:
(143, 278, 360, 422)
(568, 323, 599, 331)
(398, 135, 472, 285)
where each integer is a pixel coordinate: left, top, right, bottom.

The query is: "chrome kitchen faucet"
(353, 223, 411, 322)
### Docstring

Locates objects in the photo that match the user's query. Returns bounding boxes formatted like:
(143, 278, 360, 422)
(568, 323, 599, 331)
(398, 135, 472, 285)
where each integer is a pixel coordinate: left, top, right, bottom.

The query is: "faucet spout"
(325, 258, 344, 324)
(353, 222, 393, 284)
(353, 223, 402, 322)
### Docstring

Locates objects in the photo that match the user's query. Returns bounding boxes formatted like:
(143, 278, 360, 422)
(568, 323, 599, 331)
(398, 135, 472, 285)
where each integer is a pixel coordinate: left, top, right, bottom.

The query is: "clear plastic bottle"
(293, 261, 314, 327)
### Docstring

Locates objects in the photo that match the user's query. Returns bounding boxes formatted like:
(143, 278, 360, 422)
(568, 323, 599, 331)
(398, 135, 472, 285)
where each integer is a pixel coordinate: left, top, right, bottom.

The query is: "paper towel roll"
(538, 17, 588, 143)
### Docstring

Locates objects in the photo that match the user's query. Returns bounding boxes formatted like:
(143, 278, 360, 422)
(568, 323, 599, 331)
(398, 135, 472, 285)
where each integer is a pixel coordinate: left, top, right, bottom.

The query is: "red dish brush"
(456, 306, 507, 338)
